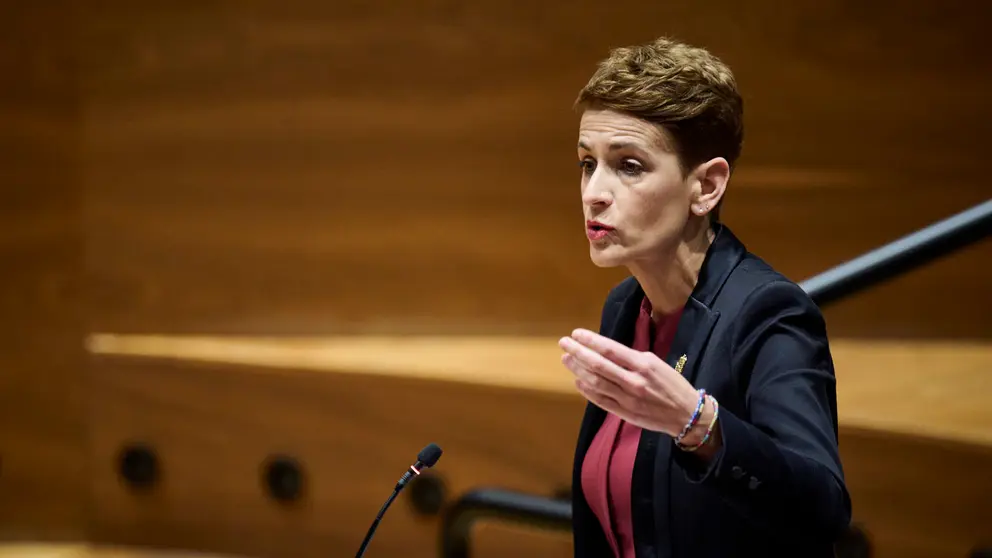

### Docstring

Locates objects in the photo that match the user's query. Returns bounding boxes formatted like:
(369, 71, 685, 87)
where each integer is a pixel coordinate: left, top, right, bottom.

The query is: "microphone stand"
(354, 462, 427, 558)
(354, 487, 402, 558)
(354, 443, 442, 558)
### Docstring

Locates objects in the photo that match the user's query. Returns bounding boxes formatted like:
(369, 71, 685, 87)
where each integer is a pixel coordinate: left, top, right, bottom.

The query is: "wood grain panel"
(839, 428, 992, 558)
(86, 340, 991, 558)
(87, 355, 582, 558)
(85, 335, 992, 448)
(0, 2, 88, 542)
(2, 2, 989, 555)
(78, 0, 992, 338)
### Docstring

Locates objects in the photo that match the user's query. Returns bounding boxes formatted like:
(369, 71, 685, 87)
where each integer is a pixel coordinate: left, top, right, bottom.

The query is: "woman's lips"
(586, 220, 614, 241)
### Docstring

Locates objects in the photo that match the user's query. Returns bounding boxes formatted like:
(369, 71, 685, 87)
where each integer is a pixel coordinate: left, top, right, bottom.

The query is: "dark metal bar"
(438, 199, 992, 557)
(438, 488, 571, 558)
(800, 199, 992, 306)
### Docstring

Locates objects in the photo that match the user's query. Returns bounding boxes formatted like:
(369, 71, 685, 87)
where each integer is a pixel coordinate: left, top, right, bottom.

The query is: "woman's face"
(577, 108, 700, 268)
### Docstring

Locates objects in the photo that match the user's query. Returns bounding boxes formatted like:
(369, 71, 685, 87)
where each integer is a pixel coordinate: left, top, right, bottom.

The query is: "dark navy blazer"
(571, 223, 852, 558)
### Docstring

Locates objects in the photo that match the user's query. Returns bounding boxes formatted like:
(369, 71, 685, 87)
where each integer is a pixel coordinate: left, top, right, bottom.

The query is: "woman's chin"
(588, 246, 626, 268)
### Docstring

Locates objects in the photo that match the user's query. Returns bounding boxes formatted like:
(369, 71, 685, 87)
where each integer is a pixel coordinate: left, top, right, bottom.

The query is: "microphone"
(354, 443, 443, 558)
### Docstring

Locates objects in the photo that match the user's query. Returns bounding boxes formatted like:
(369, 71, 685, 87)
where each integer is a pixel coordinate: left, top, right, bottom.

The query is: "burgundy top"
(579, 297, 683, 558)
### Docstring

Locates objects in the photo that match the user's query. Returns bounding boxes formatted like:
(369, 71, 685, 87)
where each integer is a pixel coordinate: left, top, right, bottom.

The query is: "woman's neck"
(628, 221, 715, 320)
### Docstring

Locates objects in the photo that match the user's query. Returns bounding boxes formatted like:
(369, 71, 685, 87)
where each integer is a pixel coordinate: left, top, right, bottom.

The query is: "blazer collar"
(610, 222, 746, 336)
(690, 222, 747, 308)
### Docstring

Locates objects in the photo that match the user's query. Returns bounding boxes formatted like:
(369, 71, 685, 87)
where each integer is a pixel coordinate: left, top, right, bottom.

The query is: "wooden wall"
(0, 2, 88, 542)
(85, 355, 581, 558)
(1, 1, 990, 557)
(82, 353, 991, 558)
(78, 0, 991, 338)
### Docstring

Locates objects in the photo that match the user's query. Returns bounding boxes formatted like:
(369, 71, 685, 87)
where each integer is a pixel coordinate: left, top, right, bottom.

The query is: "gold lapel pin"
(674, 354, 687, 375)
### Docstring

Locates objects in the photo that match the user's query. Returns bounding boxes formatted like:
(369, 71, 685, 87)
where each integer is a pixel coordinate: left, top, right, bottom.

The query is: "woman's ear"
(689, 157, 730, 217)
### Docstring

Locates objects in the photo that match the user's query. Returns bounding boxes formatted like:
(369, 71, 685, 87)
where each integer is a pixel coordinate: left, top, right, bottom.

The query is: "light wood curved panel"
(87, 354, 582, 558)
(839, 428, 992, 558)
(87, 335, 992, 448)
(82, 337, 991, 558)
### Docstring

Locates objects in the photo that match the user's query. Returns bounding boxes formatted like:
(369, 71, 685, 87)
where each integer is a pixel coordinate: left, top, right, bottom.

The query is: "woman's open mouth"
(586, 220, 615, 241)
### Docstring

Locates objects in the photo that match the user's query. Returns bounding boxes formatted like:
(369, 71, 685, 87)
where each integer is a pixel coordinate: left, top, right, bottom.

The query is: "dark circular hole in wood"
(118, 443, 159, 490)
(407, 472, 447, 516)
(263, 454, 305, 503)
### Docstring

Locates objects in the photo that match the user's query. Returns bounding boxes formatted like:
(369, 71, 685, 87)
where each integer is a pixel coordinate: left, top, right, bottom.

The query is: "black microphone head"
(417, 443, 443, 468)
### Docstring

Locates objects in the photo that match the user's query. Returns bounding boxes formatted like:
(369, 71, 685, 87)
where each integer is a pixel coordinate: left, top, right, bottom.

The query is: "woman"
(558, 37, 851, 558)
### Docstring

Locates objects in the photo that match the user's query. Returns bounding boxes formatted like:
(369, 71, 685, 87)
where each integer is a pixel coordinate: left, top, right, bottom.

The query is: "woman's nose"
(582, 181, 613, 207)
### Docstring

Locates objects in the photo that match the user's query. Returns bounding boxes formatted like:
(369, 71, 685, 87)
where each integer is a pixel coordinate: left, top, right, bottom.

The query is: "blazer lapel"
(664, 297, 720, 384)
(655, 258, 727, 451)
(661, 222, 745, 382)
(645, 224, 744, 555)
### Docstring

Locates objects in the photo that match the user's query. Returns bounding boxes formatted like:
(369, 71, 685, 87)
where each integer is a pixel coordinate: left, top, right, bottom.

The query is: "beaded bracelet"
(678, 395, 720, 453)
(674, 389, 707, 446)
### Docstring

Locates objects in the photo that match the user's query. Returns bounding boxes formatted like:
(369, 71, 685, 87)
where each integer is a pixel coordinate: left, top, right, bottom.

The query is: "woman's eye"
(619, 159, 643, 176)
(578, 159, 596, 174)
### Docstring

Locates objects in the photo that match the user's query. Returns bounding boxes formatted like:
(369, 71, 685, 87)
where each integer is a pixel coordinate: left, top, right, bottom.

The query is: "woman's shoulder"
(724, 252, 819, 314)
(717, 252, 831, 351)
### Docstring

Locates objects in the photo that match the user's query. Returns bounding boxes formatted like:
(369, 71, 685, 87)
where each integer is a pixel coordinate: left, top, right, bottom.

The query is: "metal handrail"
(799, 199, 992, 306)
(437, 199, 992, 558)
(438, 488, 572, 558)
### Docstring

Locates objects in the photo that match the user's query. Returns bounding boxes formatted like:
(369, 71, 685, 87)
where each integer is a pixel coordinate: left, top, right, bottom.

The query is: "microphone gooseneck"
(354, 443, 443, 558)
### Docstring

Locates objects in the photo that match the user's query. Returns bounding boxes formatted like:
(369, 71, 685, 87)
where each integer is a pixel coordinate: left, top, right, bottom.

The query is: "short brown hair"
(575, 37, 744, 178)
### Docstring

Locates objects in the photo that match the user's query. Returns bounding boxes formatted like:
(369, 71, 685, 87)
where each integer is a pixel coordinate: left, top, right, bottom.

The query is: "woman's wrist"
(675, 393, 722, 458)
(673, 388, 707, 441)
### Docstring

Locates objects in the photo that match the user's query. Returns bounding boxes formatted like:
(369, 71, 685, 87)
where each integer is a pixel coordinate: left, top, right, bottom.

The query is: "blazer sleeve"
(672, 279, 852, 543)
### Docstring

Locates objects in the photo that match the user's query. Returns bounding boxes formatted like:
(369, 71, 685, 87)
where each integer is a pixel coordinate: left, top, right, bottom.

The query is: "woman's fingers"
(560, 330, 698, 436)
(570, 328, 648, 371)
(559, 336, 641, 391)
(576, 377, 624, 414)
(561, 354, 626, 401)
